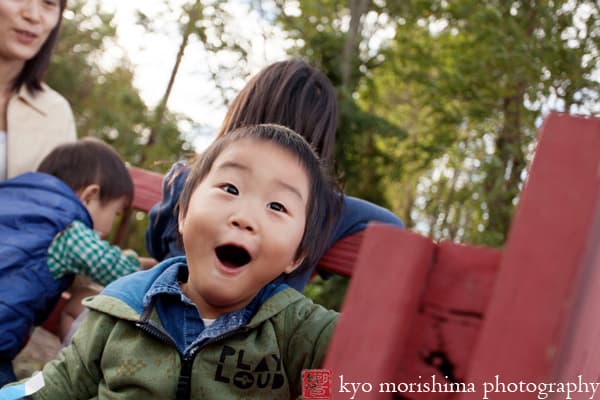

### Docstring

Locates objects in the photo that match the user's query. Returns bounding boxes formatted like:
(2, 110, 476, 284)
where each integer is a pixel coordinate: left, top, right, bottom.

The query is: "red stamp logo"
(302, 369, 332, 399)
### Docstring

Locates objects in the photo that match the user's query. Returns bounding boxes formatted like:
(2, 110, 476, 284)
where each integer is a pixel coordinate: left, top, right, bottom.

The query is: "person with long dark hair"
(145, 59, 404, 291)
(0, 0, 75, 181)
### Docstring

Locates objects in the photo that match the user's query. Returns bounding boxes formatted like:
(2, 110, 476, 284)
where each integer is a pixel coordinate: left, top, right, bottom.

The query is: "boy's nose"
(229, 214, 256, 233)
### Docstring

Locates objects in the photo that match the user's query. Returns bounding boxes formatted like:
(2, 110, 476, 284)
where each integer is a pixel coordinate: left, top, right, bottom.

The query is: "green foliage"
(46, 0, 187, 256)
(344, 0, 600, 248)
(304, 276, 349, 311)
(49, 0, 186, 168)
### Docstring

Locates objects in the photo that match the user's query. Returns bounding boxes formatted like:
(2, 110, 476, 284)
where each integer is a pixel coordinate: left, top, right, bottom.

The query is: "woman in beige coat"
(0, 0, 76, 181)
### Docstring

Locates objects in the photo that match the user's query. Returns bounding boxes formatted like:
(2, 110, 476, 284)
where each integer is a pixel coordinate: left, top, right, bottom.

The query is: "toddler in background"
(0, 137, 154, 386)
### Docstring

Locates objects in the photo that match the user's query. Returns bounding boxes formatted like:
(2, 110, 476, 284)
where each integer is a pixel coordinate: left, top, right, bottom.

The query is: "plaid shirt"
(48, 220, 140, 286)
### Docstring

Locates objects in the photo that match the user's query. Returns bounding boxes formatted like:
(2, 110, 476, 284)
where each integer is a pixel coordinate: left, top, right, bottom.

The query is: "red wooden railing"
(323, 113, 600, 399)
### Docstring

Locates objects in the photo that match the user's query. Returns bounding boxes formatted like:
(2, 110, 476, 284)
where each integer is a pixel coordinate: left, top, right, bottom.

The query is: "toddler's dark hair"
(37, 137, 134, 204)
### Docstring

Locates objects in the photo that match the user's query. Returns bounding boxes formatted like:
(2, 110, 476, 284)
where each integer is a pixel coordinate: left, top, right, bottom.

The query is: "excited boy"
(8, 124, 341, 399)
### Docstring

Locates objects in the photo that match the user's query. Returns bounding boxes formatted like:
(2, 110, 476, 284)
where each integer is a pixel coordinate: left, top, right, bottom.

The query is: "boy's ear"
(78, 184, 100, 205)
(284, 254, 306, 275)
(178, 211, 185, 234)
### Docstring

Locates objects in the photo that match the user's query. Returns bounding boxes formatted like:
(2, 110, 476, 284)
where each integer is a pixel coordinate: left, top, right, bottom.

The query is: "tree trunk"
(484, 84, 527, 243)
(341, 0, 370, 90)
(483, 3, 537, 245)
(146, 0, 203, 148)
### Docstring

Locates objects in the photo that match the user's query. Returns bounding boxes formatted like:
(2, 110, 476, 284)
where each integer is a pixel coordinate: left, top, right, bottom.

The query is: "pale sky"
(96, 0, 289, 150)
(89, 1, 600, 152)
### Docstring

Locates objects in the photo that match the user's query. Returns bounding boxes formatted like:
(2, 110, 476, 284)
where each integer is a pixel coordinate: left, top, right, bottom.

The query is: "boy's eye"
(220, 183, 239, 195)
(268, 202, 287, 213)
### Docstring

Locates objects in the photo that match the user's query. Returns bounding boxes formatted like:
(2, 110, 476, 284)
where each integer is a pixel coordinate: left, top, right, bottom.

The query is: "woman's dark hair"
(37, 137, 134, 205)
(217, 59, 338, 163)
(13, 0, 68, 94)
(180, 124, 342, 271)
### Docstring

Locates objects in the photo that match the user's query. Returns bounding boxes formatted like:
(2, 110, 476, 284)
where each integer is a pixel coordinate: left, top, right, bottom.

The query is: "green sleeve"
(32, 310, 113, 400)
(283, 299, 338, 398)
(48, 220, 140, 286)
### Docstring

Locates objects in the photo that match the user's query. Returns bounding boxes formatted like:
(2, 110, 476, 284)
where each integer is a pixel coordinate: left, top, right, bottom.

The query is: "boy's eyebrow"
(217, 161, 305, 201)
(274, 179, 305, 202)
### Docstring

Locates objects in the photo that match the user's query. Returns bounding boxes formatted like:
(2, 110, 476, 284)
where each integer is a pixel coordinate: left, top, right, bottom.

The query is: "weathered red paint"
(322, 113, 600, 399)
(324, 226, 436, 399)
(460, 113, 600, 399)
(127, 166, 164, 211)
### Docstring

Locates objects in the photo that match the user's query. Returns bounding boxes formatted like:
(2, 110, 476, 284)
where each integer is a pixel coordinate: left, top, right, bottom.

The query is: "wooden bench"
(323, 112, 600, 399)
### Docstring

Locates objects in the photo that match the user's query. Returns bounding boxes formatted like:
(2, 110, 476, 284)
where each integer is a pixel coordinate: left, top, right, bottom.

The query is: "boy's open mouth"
(215, 244, 251, 268)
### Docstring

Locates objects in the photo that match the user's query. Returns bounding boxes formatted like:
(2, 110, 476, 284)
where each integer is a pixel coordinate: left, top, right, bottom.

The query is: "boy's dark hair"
(37, 137, 134, 205)
(217, 59, 338, 163)
(13, 0, 68, 94)
(179, 124, 342, 271)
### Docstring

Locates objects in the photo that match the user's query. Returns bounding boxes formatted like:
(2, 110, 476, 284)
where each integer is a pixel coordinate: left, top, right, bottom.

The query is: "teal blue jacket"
(0, 173, 91, 361)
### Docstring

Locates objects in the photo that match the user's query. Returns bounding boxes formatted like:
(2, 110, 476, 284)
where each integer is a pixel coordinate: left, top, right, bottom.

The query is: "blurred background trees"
(46, 0, 599, 309)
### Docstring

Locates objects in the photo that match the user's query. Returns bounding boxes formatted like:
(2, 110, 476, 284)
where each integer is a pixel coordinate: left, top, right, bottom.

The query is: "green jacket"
(32, 288, 337, 399)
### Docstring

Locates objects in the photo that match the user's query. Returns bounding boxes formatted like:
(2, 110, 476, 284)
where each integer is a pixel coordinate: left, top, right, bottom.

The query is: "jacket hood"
(85, 256, 305, 327)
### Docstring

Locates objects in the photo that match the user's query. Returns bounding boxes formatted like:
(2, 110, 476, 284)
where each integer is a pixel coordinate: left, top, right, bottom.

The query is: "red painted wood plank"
(553, 199, 600, 383)
(460, 113, 600, 398)
(317, 231, 364, 277)
(396, 241, 501, 397)
(127, 166, 164, 212)
(324, 224, 436, 400)
(113, 167, 164, 246)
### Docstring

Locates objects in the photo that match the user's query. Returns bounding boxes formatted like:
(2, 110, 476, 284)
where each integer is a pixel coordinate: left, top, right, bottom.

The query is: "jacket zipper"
(177, 347, 198, 400)
(176, 328, 251, 400)
(135, 320, 194, 399)
(135, 320, 176, 347)
(136, 319, 250, 400)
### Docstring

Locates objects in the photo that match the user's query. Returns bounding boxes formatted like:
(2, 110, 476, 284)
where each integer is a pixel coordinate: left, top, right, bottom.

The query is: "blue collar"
(142, 260, 288, 355)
